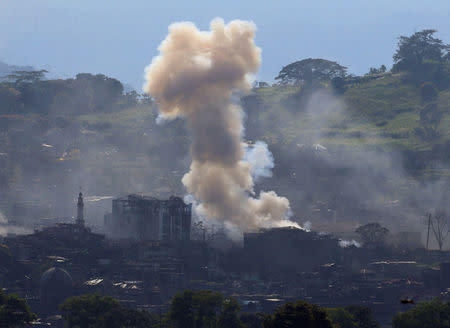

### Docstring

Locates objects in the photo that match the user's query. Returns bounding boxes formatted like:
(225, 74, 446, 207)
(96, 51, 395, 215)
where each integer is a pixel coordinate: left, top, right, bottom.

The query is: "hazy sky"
(1, 0, 449, 90)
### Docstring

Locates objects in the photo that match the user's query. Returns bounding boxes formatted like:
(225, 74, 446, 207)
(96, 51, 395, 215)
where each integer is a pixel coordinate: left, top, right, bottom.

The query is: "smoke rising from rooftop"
(143, 18, 296, 231)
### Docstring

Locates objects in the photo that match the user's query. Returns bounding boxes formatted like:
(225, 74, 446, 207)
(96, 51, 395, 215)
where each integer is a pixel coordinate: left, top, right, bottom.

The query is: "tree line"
(273, 29, 449, 89)
(268, 29, 449, 142)
(1, 29, 447, 118)
(3, 288, 450, 327)
(0, 71, 151, 116)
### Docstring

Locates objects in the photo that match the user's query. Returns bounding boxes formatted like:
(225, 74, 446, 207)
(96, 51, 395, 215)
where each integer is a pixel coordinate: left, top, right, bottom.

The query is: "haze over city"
(0, 1, 449, 327)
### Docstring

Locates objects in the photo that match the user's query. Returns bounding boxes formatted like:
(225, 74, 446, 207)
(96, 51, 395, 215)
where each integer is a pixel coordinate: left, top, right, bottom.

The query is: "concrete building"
(105, 194, 191, 241)
(244, 226, 339, 277)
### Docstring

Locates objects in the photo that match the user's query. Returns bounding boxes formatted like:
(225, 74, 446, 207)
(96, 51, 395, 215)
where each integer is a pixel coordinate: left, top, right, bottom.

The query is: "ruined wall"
(106, 195, 191, 241)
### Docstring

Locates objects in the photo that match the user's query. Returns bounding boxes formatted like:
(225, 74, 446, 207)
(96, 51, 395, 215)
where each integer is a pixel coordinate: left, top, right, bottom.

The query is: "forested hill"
(0, 29, 448, 220)
(245, 71, 450, 161)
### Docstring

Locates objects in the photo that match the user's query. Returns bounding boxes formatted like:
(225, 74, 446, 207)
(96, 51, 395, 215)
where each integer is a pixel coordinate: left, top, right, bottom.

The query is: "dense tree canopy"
(59, 294, 158, 328)
(168, 290, 242, 328)
(392, 298, 450, 328)
(392, 30, 450, 86)
(275, 58, 347, 86)
(6, 69, 48, 85)
(0, 72, 126, 115)
(393, 30, 449, 72)
(355, 223, 389, 248)
(0, 289, 36, 327)
(327, 306, 379, 328)
(263, 300, 333, 328)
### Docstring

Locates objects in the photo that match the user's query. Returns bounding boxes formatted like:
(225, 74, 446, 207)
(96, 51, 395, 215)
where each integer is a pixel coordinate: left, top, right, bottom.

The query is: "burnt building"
(243, 226, 339, 277)
(105, 194, 191, 241)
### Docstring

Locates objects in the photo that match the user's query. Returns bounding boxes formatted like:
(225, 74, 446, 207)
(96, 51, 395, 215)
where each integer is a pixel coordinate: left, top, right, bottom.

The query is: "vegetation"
(275, 58, 347, 86)
(6, 69, 48, 85)
(392, 298, 450, 328)
(327, 306, 379, 328)
(355, 223, 390, 248)
(428, 211, 449, 251)
(36, 290, 450, 328)
(0, 289, 36, 327)
(0, 28, 448, 231)
(56, 291, 385, 328)
(263, 300, 333, 328)
(167, 290, 242, 328)
(59, 294, 159, 328)
(392, 30, 449, 89)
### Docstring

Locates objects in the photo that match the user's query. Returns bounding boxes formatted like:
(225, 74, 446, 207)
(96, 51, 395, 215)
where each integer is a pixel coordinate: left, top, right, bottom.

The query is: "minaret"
(76, 192, 85, 227)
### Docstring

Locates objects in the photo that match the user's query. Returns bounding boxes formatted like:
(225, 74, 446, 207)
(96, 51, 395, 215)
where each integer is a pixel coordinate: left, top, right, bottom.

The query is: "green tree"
(168, 290, 242, 328)
(263, 300, 333, 328)
(368, 65, 387, 75)
(392, 298, 450, 328)
(416, 103, 444, 140)
(355, 223, 389, 248)
(59, 294, 157, 328)
(218, 298, 243, 328)
(6, 70, 48, 86)
(0, 289, 36, 327)
(0, 84, 22, 114)
(331, 76, 346, 94)
(275, 58, 347, 86)
(327, 308, 357, 328)
(392, 30, 450, 86)
(420, 82, 438, 102)
(240, 313, 264, 328)
(393, 30, 448, 72)
(75, 73, 123, 111)
(344, 306, 379, 328)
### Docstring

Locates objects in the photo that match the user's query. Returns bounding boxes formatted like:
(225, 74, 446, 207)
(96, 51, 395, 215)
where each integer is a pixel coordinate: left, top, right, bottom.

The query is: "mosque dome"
(40, 267, 73, 290)
(40, 267, 73, 314)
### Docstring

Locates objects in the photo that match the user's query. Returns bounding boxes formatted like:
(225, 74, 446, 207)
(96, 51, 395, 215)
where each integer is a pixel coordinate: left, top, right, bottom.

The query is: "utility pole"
(426, 213, 431, 250)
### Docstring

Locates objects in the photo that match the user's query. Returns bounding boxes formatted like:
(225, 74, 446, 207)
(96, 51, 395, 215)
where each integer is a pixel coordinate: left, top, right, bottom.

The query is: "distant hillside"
(248, 73, 450, 157)
(0, 28, 448, 231)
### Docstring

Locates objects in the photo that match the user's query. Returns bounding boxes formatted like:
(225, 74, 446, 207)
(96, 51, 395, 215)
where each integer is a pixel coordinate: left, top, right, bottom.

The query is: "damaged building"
(104, 194, 192, 241)
(243, 226, 339, 278)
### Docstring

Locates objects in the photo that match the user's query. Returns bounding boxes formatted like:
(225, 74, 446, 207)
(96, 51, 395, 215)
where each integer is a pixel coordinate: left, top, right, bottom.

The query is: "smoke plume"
(0, 210, 32, 237)
(244, 141, 275, 182)
(143, 18, 296, 231)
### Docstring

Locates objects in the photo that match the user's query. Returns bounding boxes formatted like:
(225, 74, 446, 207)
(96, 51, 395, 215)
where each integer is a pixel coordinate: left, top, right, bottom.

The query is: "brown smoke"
(143, 18, 297, 231)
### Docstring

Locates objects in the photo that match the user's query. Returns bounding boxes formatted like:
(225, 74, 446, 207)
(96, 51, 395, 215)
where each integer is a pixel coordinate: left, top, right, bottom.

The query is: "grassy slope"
(75, 74, 449, 164)
(253, 74, 450, 154)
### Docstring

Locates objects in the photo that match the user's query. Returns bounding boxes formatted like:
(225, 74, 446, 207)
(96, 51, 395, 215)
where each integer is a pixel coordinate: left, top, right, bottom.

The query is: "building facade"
(244, 226, 339, 276)
(105, 194, 192, 241)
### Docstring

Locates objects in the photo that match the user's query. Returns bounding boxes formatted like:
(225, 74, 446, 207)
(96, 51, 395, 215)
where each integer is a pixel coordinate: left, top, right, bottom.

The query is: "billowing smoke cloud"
(143, 18, 296, 231)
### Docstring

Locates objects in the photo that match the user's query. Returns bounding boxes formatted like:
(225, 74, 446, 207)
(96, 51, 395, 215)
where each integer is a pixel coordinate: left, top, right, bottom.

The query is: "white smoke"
(339, 239, 361, 248)
(0, 211, 32, 237)
(303, 220, 312, 232)
(143, 18, 297, 232)
(244, 141, 274, 182)
(0, 211, 6, 224)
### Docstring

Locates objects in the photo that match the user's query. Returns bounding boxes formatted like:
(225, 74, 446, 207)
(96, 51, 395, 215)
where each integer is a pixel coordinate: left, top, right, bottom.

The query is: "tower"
(76, 192, 85, 227)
